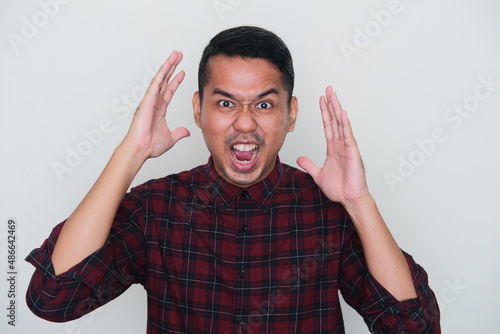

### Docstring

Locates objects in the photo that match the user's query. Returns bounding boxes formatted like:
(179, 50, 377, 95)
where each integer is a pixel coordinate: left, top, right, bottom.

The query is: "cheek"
(265, 115, 290, 136)
(201, 113, 224, 134)
(201, 115, 231, 150)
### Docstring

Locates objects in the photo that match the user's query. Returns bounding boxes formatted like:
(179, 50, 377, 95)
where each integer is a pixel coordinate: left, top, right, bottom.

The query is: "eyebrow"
(211, 88, 279, 100)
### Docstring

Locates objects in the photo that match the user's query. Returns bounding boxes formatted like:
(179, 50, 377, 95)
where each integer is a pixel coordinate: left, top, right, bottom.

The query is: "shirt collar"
(205, 156, 284, 212)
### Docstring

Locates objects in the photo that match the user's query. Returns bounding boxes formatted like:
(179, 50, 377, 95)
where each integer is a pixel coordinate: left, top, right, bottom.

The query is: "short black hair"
(198, 26, 294, 105)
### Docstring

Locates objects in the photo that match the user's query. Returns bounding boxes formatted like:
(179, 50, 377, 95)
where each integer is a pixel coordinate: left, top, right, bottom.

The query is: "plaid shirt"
(26, 157, 440, 333)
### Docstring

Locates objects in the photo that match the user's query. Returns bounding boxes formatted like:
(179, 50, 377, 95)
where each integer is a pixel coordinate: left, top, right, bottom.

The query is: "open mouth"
(231, 143, 259, 165)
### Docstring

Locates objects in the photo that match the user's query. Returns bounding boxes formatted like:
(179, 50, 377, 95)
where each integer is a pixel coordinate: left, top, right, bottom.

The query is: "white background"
(1, 0, 499, 333)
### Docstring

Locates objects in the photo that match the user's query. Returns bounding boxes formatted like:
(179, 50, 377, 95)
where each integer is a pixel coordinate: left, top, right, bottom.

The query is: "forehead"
(204, 55, 286, 97)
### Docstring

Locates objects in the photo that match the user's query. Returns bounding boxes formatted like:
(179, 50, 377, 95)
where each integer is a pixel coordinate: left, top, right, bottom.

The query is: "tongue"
(233, 149, 254, 161)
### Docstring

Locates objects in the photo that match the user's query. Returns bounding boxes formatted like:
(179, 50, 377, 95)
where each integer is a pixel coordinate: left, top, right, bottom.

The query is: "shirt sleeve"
(338, 215, 441, 333)
(25, 186, 147, 322)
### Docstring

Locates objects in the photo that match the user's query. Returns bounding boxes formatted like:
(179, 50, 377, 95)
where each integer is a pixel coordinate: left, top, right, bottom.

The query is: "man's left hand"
(297, 86, 370, 207)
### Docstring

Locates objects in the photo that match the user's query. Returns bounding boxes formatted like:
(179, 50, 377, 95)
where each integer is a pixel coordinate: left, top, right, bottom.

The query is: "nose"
(233, 105, 258, 133)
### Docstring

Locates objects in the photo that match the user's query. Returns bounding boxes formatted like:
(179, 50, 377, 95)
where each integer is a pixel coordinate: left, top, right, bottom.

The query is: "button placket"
(233, 191, 251, 325)
(239, 201, 248, 281)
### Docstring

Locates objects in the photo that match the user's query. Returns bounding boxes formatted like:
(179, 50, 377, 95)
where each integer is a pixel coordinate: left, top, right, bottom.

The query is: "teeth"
(232, 144, 257, 152)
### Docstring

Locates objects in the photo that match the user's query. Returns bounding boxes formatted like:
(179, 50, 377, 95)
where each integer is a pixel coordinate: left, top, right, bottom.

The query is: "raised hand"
(122, 50, 190, 160)
(52, 51, 190, 275)
(297, 86, 370, 206)
(297, 87, 419, 302)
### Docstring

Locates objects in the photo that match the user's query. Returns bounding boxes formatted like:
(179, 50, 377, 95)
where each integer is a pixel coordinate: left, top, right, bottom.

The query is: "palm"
(297, 87, 369, 205)
(123, 51, 190, 159)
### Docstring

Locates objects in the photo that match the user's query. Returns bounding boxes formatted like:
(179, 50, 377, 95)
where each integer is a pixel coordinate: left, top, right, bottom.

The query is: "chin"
(224, 169, 263, 187)
(226, 174, 259, 187)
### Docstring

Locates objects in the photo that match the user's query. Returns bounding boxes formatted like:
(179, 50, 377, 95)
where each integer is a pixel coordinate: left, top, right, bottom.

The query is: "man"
(26, 26, 440, 333)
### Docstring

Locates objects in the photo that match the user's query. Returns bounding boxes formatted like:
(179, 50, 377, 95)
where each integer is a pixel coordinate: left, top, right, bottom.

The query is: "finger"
(161, 70, 185, 107)
(148, 51, 180, 96)
(159, 51, 183, 96)
(170, 126, 191, 144)
(326, 88, 342, 140)
(326, 87, 344, 140)
(296, 156, 321, 181)
(325, 87, 341, 139)
(319, 95, 334, 141)
(339, 109, 357, 147)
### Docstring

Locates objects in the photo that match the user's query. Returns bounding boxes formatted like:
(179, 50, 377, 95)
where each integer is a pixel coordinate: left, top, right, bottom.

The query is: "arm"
(51, 50, 189, 275)
(297, 86, 416, 301)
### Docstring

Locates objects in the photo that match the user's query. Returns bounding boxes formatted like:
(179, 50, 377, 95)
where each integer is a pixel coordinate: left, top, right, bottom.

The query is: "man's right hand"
(51, 51, 189, 275)
(122, 50, 190, 161)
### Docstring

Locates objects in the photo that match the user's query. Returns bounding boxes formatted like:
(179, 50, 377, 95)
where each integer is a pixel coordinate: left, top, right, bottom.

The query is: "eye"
(218, 100, 235, 108)
(256, 101, 272, 109)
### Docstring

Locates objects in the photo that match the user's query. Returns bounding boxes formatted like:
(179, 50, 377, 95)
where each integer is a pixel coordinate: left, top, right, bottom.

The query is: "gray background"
(1, 0, 499, 333)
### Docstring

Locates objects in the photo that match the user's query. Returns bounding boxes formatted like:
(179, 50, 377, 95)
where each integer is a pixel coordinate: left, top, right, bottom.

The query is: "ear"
(193, 91, 202, 128)
(287, 96, 299, 132)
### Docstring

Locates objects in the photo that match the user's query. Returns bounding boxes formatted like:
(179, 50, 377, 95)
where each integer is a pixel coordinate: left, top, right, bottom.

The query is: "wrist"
(342, 194, 379, 228)
(114, 141, 148, 176)
(117, 138, 150, 165)
(342, 192, 374, 213)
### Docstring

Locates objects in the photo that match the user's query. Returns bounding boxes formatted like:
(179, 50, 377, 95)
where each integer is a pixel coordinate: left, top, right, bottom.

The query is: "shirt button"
(239, 270, 246, 278)
(241, 224, 248, 232)
(382, 326, 389, 333)
(237, 317, 244, 325)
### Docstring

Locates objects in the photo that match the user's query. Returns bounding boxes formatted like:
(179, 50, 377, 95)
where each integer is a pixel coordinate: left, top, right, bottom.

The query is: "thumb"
(297, 156, 320, 181)
(170, 127, 190, 145)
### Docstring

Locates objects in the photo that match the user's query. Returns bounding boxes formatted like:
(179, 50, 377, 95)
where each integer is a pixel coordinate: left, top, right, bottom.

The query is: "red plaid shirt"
(26, 157, 440, 333)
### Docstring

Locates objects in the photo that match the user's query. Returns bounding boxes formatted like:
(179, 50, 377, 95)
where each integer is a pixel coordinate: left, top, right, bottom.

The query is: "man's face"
(193, 55, 298, 188)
